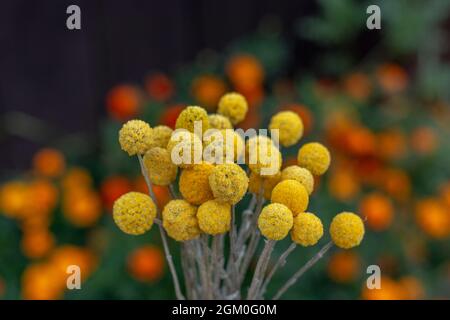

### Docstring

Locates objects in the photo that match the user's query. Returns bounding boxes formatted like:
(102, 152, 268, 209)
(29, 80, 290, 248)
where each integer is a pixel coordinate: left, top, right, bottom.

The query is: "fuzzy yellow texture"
(217, 92, 248, 125)
(258, 203, 293, 240)
(175, 106, 210, 133)
(248, 171, 282, 200)
(291, 212, 323, 246)
(167, 130, 203, 168)
(162, 199, 200, 241)
(118, 120, 153, 156)
(246, 136, 282, 176)
(204, 129, 244, 163)
(143, 147, 178, 186)
(297, 142, 331, 176)
(269, 111, 304, 147)
(271, 179, 309, 216)
(197, 200, 231, 235)
(179, 163, 215, 205)
(208, 114, 233, 130)
(208, 163, 248, 204)
(281, 165, 314, 195)
(330, 212, 365, 249)
(147, 125, 173, 149)
(113, 192, 157, 235)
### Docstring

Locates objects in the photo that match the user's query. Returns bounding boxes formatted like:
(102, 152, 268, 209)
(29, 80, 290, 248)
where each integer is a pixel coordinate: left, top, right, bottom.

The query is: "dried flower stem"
(247, 239, 275, 300)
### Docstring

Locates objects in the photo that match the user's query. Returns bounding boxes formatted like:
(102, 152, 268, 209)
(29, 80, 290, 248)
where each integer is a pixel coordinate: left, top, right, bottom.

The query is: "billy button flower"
(204, 129, 245, 163)
(258, 203, 294, 241)
(291, 212, 323, 246)
(147, 125, 173, 149)
(246, 135, 282, 176)
(297, 142, 331, 176)
(271, 180, 309, 216)
(175, 106, 210, 134)
(119, 120, 153, 156)
(143, 147, 178, 186)
(197, 200, 231, 235)
(269, 111, 304, 147)
(208, 163, 248, 205)
(167, 130, 203, 169)
(162, 199, 200, 241)
(330, 212, 365, 249)
(208, 114, 233, 130)
(281, 165, 314, 195)
(248, 171, 281, 200)
(179, 162, 215, 205)
(217, 92, 248, 125)
(113, 192, 157, 235)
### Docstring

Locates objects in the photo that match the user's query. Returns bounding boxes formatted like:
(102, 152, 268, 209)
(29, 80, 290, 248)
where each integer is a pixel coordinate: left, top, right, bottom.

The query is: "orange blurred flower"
(62, 167, 93, 190)
(415, 198, 450, 239)
(160, 104, 184, 129)
(21, 228, 55, 259)
(63, 188, 102, 227)
(377, 129, 407, 160)
(342, 72, 372, 101)
(133, 176, 170, 208)
(0, 181, 29, 218)
(145, 73, 174, 102)
(29, 179, 58, 214)
(410, 126, 438, 155)
(376, 63, 408, 94)
(327, 251, 361, 283)
(236, 85, 264, 108)
(106, 84, 142, 121)
(328, 168, 360, 202)
(359, 193, 394, 231)
(50, 245, 97, 282)
(344, 126, 377, 157)
(226, 54, 264, 90)
(361, 276, 404, 300)
(381, 168, 411, 202)
(22, 263, 64, 300)
(101, 176, 133, 210)
(281, 104, 314, 135)
(399, 276, 424, 299)
(32, 148, 65, 178)
(191, 75, 226, 111)
(128, 245, 165, 282)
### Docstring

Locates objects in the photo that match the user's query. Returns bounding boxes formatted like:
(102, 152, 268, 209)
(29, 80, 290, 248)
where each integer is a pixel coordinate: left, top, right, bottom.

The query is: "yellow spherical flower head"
(246, 135, 282, 176)
(113, 192, 157, 235)
(217, 92, 248, 125)
(175, 106, 210, 134)
(162, 199, 200, 241)
(179, 162, 215, 205)
(197, 200, 231, 235)
(204, 129, 244, 164)
(281, 165, 314, 195)
(258, 203, 293, 240)
(248, 171, 282, 200)
(143, 147, 178, 186)
(167, 130, 203, 168)
(297, 142, 331, 176)
(119, 120, 153, 156)
(291, 212, 323, 246)
(269, 111, 304, 147)
(147, 125, 173, 149)
(271, 179, 309, 216)
(330, 212, 365, 249)
(209, 163, 248, 204)
(208, 114, 233, 130)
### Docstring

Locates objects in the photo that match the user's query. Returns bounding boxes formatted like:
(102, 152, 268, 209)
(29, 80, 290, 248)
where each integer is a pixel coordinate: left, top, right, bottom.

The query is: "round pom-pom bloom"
(208, 163, 248, 204)
(330, 212, 365, 249)
(297, 142, 331, 176)
(291, 212, 323, 246)
(113, 192, 157, 235)
(203, 129, 244, 163)
(217, 92, 248, 125)
(175, 106, 210, 134)
(246, 135, 282, 176)
(197, 200, 231, 235)
(248, 171, 281, 200)
(179, 162, 215, 205)
(162, 200, 200, 241)
(119, 120, 153, 156)
(167, 130, 203, 168)
(269, 111, 304, 147)
(271, 179, 309, 216)
(208, 114, 233, 130)
(281, 166, 314, 195)
(143, 147, 178, 186)
(147, 125, 173, 149)
(258, 203, 293, 240)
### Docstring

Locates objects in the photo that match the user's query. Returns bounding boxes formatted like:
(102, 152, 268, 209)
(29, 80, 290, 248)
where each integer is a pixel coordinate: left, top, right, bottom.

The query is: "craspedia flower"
(203, 129, 244, 163)
(291, 212, 323, 246)
(179, 163, 215, 205)
(217, 92, 248, 125)
(175, 106, 210, 134)
(297, 142, 331, 176)
(119, 120, 153, 156)
(281, 165, 314, 195)
(208, 114, 233, 130)
(269, 111, 304, 147)
(248, 171, 281, 200)
(167, 130, 203, 168)
(162, 200, 200, 241)
(258, 203, 293, 240)
(246, 135, 282, 176)
(147, 125, 173, 149)
(271, 180, 309, 216)
(113, 192, 157, 235)
(197, 200, 231, 235)
(143, 147, 178, 186)
(208, 163, 248, 204)
(330, 212, 365, 249)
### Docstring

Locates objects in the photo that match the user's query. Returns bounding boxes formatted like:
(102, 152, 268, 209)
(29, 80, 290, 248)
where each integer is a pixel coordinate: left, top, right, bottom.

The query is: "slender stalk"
(137, 154, 185, 300)
(273, 241, 334, 300)
(169, 183, 178, 199)
(180, 244, 194, 300)
(247, 240, 275, 300)
(200, 235, 213, 299)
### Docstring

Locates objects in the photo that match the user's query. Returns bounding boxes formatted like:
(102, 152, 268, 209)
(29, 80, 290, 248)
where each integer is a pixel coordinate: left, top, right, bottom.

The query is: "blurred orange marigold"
(32, 148, 65, 178)
(128, 245, 165, 282)
(359, 193, 394, 231)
